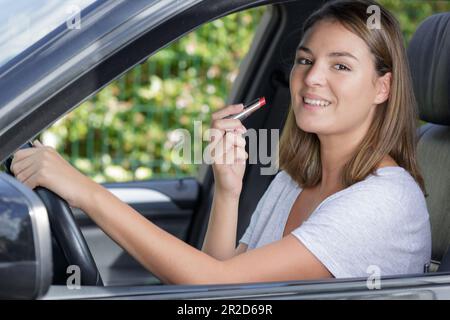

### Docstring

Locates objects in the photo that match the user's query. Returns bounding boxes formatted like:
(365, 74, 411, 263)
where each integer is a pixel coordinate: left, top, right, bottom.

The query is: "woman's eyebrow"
(297, 46, 359, 62)
(328, 51, 359, 62)
(297, 46, 313, 54)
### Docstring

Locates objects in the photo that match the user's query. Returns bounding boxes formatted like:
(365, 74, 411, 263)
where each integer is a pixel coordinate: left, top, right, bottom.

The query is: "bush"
(43, 8, 265, 182)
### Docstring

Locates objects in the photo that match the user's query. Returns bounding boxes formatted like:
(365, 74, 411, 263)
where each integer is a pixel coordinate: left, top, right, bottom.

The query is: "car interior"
(67, 1, 320, 287)
(69, 3, 450, 287)
(1, 0, 449, 295)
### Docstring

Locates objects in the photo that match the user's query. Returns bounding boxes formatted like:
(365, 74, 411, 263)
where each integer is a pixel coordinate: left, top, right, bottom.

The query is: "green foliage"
(43, 7, 266, 182)
(379, 0, 450, 44)
(43, 2, 450, 182)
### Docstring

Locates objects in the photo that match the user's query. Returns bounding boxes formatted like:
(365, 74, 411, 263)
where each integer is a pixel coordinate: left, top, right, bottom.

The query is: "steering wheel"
(4, 142, 103, 286)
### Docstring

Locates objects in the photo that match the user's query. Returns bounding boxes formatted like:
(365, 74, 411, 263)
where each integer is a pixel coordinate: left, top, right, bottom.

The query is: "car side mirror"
(0, 173, 52, 299)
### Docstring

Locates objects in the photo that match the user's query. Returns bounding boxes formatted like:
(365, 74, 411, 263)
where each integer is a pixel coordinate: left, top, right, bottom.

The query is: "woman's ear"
(374, 72, 392, 105)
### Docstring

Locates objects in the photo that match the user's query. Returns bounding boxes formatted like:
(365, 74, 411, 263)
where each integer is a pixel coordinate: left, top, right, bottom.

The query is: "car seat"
(407, 12, 450, 272)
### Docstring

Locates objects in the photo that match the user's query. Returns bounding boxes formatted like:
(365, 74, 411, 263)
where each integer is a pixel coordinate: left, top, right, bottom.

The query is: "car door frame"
(42, 271, 450, 300)
(0, 0, 295, 251)
(0, 0, 292, 162)
(2, 0, 450, 299)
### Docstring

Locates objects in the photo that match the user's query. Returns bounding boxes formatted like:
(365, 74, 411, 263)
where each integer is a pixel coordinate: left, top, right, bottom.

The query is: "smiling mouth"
(302, 96, 331, 107)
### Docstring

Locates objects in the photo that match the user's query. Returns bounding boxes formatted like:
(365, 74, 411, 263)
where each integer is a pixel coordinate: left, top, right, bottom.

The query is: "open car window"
(38, 0, 450, 288)
(41, 7, 267, 183)
(36, 5, 269, 288)
(1, 0, 450, 300)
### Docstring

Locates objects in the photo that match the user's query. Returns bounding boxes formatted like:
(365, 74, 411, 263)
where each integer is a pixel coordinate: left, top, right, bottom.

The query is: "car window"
(40, 7, 266, 183)
(0, 0, 98, 67)
(38, 1, 450, 184)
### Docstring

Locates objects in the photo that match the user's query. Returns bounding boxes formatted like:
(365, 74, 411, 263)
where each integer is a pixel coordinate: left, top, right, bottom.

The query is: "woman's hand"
(10, 140, 97, 209)
(208, 104, 248, 199)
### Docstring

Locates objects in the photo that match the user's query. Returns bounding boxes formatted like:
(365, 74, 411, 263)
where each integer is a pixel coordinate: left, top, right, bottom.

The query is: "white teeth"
(303, 97, 331, 107)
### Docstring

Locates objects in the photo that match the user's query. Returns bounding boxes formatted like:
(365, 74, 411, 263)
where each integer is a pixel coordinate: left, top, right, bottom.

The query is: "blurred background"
(38, 1, 450, 183)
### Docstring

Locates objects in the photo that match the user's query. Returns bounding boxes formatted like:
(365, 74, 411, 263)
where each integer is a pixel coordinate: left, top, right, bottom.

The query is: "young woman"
(11, 0, 431, 284)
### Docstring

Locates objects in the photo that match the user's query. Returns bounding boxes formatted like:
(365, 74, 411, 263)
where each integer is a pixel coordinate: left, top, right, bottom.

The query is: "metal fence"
(42, 7, 266, 183)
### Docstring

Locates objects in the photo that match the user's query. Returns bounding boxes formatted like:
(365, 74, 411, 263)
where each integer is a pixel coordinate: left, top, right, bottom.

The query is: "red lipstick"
(225, 97, 266, 121)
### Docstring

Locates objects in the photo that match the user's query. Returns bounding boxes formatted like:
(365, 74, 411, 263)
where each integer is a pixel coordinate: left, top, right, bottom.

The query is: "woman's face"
(290, 19, 390, 137)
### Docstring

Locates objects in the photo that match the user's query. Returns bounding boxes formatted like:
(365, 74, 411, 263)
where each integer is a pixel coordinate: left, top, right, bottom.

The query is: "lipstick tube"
(224, 97, 266, 121)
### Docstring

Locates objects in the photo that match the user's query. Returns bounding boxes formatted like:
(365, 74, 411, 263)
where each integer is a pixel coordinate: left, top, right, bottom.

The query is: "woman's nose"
(303, 62, 327, 87)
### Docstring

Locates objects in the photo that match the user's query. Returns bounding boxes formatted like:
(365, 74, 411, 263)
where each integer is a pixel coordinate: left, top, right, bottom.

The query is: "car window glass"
(39, 1, 450, 184)
(41, 7, 266, 183)
(0, 0, 97, 67)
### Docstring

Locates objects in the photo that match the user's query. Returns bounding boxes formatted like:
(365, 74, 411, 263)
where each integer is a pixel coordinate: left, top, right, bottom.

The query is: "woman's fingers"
(10, 154, 36, 177)
(215, 146, 248, 165)
(11, 147, 39, 162)
(225, 131, 246, 148)
(210, 105, 245, 141)
(211, 118, 245, 132)
(11, 148, 41, 176)
(232, 146, 249, 161)
(11, 141, 53, 174)
(211, 103, 244, 120)
(11, 140, 47, 165)
(11, 145, 53, 189)
(209, 104, 247, 144)
(15, 163, 40, 189)
(210, 132, 247, 164)
(210, 131, 245, 156)
(6, 140, 90, 208)
(22, 171, 42, 190)
(33, 139, 44, 147)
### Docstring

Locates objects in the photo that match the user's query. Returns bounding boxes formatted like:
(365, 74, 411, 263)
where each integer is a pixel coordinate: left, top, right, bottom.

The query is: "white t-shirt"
(239, 167, 432, 278)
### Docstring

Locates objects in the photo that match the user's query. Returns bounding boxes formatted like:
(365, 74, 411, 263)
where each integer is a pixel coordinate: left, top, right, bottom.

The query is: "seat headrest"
(407, 12, 450, 126)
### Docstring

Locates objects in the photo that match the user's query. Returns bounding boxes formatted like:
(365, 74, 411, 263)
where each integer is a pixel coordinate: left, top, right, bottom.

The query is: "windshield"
(0, 0, 97, 67)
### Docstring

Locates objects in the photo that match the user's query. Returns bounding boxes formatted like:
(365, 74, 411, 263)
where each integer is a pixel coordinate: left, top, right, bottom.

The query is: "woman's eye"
(333, 64, 351, 71)
(296, 57, 312, 65)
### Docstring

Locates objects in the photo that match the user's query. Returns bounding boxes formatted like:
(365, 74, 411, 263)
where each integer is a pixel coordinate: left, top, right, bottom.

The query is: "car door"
(0, 0, 303, 289)
(38, 3, 274, 286)
(3, 0, 449, 301)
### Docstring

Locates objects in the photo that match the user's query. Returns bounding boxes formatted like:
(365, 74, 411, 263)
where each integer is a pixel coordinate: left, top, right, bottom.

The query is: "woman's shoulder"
(368, 166, 423, 197)
(262, 170, 300, 198)
(321, 166, 427, 217)
(270, 170, 297, 187)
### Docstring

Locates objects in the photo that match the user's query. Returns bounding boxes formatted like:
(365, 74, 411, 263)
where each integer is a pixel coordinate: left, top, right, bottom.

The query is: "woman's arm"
(80, 183, 226, 284)
(201, 189, 241, 260)
(81, 182, 331, 285)
(201, 103, 249, 260)
(11, 142, 332, 284)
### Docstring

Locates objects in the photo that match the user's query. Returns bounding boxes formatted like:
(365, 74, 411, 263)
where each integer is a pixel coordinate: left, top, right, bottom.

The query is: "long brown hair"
(278, 0, 427, 196)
